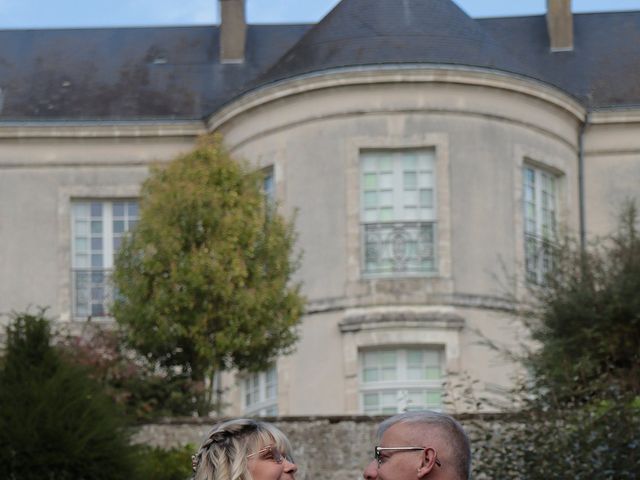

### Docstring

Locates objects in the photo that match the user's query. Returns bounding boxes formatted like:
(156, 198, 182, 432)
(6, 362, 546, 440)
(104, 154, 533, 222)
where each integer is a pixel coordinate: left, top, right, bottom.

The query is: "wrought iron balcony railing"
(72, 268, 113, 319)
(362, 221, 437, 275)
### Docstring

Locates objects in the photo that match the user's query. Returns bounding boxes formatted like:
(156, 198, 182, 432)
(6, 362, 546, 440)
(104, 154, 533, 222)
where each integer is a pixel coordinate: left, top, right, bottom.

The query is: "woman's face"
(247, 444, 297, 480)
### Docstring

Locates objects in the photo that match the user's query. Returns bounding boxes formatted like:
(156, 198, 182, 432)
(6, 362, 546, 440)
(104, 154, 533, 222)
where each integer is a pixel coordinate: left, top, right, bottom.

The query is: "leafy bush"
(467, 203, 640, 479)
(468, 380, 640, 479)
(134, 444, 195, 480)
(57, 325, 208, 420)
(0, 311, 137, 480)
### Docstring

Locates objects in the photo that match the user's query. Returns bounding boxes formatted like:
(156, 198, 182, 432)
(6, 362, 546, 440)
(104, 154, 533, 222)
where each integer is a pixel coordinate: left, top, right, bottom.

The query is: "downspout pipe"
(578, 111, 590, 251)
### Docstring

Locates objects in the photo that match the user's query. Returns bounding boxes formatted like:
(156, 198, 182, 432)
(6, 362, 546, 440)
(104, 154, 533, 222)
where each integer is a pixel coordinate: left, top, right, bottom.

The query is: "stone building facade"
(1, 0, 639, 416)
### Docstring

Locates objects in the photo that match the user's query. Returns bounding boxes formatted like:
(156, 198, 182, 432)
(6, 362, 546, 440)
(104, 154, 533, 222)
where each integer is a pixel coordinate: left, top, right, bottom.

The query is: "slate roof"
(0, 24, 310, 120)
(0, 0, 639, 121)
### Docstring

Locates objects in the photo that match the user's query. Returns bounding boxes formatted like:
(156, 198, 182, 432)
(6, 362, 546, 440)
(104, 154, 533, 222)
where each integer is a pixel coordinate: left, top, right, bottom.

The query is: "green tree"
(469, 203, 640, 479)
(526, 201, 640, 398)
(113, 135, 304, 414)
(0, 311, 137, 480)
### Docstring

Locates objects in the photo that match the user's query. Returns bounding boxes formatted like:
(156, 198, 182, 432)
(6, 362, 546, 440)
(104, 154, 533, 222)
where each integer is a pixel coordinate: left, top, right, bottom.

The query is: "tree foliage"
(58, 326, 207, 420)
(526, 201, 640, 397)
(113, 135, 304, 412)
(469, 202, 640, 479)
(0, 311, 136, 480)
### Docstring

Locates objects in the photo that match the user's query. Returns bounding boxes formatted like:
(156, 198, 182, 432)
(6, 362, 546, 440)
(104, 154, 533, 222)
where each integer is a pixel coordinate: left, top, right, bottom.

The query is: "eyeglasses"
(374, 446, 442, 468)
(247, 445, 285, 464)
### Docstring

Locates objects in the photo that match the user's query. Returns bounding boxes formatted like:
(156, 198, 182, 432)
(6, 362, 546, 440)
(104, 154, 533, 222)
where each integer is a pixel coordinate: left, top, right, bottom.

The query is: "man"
(363, 411, 471, 480)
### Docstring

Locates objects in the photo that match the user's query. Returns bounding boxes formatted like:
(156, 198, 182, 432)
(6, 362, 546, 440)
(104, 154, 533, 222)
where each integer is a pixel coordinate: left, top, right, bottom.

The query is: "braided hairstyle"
(192, 419, 294, 480)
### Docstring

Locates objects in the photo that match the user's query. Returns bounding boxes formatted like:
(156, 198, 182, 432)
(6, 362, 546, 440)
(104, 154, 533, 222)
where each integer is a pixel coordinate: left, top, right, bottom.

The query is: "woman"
(192, 418, 298, 480)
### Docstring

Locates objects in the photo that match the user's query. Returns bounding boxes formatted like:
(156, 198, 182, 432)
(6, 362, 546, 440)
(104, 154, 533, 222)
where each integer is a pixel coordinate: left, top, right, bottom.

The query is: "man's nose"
(363, 460, 378, 479)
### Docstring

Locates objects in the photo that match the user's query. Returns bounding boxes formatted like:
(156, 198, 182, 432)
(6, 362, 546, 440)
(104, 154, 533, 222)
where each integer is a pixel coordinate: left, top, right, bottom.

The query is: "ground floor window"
(243, 365, 278, 416)
(360, 347, 444, 414)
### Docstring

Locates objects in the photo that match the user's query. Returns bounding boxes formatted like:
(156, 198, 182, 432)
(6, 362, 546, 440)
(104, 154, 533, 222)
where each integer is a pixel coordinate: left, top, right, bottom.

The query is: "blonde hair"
(192, 419, 294, 480)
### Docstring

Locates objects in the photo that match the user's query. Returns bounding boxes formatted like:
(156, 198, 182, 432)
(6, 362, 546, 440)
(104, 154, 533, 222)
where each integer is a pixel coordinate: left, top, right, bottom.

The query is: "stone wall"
(133, 414, 491, 480)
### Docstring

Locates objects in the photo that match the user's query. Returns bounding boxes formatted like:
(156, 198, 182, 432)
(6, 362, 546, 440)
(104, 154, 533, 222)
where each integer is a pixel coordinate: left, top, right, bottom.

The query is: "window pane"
(420, 189, 433, 208)
(91, 221, 102, 234)
(72, 202, 90, 217)
(379, 173, 393, 189)
(379, 157, 392, 171)
(91, 254, 103, 268)
(127, 202, 139, 217)
(75, 238, 88, 253)
(425, 367, 442, 380)
(91, 302, 105, 317)
(74, 254, 89, 268)
(90, 202, 103, 217)
(426, 391, 442, 406)
(380, 351, 396, 366)
(379, 208, 393, 221)
(403, 172, 417, 189)
(379, 190, 393, 207)
(364, 191, 377, 208)
(403, 155, 416, 170)
(112, 202, 125, 217)
(407, 367, 425, 380)
(363, 368, 378, 382)
(362, 155, 377, 172)
(364, 173, 377, 189)
(418, 172, 433, 188)
(113, 220, 125, 234)
(403, 190, 418, 206)
(74, 220, 89, 236)
(91, 237, 102, 250)
(363, 393, 378, 407)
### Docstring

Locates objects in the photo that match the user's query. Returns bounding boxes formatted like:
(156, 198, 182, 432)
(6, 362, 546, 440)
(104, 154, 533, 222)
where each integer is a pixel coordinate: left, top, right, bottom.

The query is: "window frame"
(522, 164, 559, 284)
(242, 365, 278, 417)
(358, 346, 445, 414)
(359, 148, 439, 277)
(70, 199, 138, 320)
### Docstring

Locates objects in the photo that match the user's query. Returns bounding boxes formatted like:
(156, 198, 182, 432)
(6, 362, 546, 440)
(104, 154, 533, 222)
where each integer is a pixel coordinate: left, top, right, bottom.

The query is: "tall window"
(523, 165, 557, 283)
(360, 348, 444, 414)
(71, 200, 138, 318)
(243, 365, 278, 416)
(262, 167, 275, 205)
(361, 150, 436, 275)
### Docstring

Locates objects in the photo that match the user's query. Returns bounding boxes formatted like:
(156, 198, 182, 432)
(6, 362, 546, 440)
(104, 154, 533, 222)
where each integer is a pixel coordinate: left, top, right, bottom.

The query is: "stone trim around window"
(512, 144, 572, 296)
(339, 306, 464, 414)
(57, 185, 140, 322)
(345, 134, 453, 299)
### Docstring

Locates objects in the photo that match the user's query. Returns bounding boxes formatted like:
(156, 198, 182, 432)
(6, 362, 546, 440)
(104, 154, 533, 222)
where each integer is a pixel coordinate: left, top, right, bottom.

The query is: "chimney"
(220, 0, 246, 63)
(546, 0, 573, 52)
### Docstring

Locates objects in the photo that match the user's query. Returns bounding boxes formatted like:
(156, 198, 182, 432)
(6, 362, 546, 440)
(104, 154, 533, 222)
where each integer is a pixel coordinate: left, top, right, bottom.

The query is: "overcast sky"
(0, 0, 639, 29)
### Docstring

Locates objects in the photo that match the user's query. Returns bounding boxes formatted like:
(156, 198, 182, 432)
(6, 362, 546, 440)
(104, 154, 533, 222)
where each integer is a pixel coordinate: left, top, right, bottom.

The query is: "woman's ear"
(416, 447, 438, 478)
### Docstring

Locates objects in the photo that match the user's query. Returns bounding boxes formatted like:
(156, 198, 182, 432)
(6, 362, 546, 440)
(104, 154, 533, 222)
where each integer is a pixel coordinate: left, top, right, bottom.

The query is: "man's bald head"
(377, 411, 471, 480)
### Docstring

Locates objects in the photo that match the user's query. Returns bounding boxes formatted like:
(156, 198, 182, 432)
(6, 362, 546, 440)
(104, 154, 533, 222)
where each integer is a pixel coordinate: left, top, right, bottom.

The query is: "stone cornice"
(0, 120, 206, 139)
(589, 107, 640, 125)
(339, 308, 465, 333)
(306, 293, 515, 315)
(207, 65, 587, 131)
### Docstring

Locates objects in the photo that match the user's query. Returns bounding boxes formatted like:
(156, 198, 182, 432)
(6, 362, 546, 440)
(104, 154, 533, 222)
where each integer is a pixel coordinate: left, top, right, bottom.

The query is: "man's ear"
(416, 447, 438, 479)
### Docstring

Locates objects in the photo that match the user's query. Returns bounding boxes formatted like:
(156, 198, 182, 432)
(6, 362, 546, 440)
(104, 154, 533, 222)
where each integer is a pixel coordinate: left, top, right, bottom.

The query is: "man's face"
(362, 423, 426, 480)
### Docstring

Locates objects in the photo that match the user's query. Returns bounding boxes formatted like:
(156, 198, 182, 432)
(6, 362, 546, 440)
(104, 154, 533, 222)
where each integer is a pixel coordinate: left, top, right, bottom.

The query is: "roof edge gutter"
(206, 64, 586, 131)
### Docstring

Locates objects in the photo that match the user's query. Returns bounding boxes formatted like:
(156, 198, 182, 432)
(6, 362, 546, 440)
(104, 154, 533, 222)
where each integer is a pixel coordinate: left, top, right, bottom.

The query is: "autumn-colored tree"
(113, 135, 304, 414)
